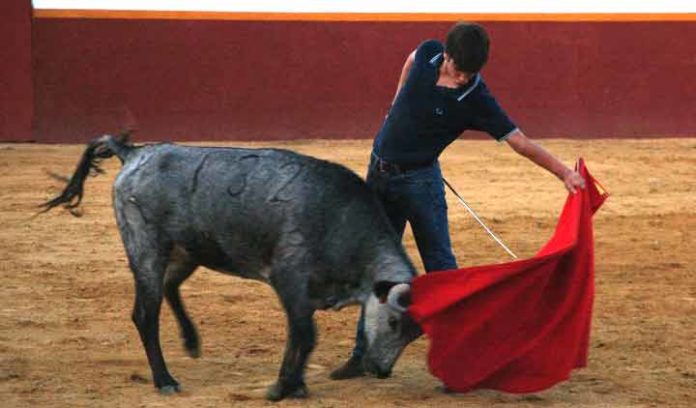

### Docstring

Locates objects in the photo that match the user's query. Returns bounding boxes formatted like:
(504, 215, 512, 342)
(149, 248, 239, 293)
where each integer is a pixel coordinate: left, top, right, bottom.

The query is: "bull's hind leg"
(129, 249, 181, 394)
(266, 265, 317, 401)
(116, 204, 180, 394)
(163, 247, 201, 358)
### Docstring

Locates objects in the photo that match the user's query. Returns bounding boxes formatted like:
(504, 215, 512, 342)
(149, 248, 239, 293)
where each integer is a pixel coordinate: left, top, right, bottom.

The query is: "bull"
(40, 134, 422, 400)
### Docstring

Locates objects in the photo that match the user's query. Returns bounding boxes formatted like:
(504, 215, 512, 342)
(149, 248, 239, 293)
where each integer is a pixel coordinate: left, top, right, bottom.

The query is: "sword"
(442, 177, 518, 260)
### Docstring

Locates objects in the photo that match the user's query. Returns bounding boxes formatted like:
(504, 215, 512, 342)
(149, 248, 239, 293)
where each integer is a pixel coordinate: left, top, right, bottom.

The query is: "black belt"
(372, 154, 433, 174)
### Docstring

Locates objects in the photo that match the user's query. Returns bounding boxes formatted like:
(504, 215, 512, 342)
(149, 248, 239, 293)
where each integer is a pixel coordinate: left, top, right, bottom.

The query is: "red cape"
(408, 159, 608, 393)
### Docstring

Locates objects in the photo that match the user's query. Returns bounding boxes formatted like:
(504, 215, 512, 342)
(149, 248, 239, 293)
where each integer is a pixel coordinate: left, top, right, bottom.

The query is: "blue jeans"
(352, 154, 458, 358)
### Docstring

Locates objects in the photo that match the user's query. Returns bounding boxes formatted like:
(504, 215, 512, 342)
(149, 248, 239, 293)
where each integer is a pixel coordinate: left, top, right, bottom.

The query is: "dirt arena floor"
(1, 138, 694, 407)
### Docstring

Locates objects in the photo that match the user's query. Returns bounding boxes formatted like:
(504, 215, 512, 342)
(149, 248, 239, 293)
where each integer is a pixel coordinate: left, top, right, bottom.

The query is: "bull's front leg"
(267, 270, 317, 401)
(266, 312, 316, 401)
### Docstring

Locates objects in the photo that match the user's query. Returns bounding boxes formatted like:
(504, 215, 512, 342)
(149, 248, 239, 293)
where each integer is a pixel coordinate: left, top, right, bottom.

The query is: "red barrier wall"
(0, 0, 33, 141)
(29, 16, 696, 142)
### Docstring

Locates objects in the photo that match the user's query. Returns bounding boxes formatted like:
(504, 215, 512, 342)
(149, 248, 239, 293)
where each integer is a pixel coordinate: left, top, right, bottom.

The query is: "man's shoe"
(329, 356, 365, 380)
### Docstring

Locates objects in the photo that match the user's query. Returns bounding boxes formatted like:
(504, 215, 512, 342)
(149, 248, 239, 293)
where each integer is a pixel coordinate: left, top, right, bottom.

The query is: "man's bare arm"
(506, 130, 586, 193)
(391, 50, 416, 105)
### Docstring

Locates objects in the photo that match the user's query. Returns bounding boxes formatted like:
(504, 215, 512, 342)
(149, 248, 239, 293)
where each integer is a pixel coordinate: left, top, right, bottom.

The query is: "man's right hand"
(563, 170, 586, 194)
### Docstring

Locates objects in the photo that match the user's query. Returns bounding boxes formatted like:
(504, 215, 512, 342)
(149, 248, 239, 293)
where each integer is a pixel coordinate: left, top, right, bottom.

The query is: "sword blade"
(443, 177, 518, 259)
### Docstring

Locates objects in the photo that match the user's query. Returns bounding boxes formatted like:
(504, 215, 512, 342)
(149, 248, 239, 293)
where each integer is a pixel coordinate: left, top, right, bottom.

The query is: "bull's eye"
(388, 316, 398, 331)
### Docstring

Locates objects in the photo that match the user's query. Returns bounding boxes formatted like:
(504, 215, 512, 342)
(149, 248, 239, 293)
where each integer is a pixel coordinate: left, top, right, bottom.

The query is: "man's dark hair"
(445, 22, 490, 74)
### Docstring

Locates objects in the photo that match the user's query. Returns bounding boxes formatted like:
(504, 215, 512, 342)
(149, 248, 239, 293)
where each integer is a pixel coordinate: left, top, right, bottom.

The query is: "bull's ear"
(373, 281, 397, 303)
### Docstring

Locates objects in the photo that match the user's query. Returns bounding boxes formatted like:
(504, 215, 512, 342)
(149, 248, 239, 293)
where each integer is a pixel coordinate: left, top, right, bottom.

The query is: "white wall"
(31, 1, 696, 13)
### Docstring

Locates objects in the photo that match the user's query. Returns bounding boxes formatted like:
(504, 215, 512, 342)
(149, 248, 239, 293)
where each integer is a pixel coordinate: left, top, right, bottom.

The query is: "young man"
(330, 22, 586, 380)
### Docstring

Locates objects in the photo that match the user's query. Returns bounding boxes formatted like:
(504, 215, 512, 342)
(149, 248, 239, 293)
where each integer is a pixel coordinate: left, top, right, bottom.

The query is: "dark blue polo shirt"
(373, 40, 518, 165)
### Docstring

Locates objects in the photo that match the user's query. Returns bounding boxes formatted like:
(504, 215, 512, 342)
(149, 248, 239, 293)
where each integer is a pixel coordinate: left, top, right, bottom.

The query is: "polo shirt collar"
(457, 74, 481, 102)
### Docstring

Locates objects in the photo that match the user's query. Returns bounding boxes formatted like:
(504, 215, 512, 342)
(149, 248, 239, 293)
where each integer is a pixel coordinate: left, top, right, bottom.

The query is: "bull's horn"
(386, 283, 411, 313)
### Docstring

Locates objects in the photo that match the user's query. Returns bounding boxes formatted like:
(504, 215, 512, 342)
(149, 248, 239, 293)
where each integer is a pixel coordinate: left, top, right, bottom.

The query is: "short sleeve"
(405, 40, 445, 88)
(414, 40, 444, 68)
(468, 82, 518, 141)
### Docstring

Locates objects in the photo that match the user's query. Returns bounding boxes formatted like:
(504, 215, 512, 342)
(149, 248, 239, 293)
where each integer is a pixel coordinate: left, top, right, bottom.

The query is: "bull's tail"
(38, 131, 134, 215)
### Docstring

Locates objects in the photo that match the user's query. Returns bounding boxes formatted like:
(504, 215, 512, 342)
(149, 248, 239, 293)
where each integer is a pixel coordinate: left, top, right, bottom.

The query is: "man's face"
(442, 53, 472, 87)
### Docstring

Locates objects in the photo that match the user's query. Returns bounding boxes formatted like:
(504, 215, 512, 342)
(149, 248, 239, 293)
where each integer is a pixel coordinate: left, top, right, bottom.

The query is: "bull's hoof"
(158, 384, 181, 395)
(290, 384, 309, 399)
(265, 382, 308, 401)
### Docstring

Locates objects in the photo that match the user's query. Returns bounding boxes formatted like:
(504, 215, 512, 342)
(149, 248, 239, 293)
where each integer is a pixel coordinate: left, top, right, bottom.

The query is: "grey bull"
(40, 134, 422, 401)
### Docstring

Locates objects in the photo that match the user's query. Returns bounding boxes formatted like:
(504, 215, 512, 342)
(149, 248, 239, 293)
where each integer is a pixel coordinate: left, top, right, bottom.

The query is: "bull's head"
(362, 283, 422, 378)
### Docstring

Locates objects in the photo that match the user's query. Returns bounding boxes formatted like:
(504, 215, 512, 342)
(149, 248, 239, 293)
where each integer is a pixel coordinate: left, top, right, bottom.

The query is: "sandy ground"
(1, 138, 694, 407)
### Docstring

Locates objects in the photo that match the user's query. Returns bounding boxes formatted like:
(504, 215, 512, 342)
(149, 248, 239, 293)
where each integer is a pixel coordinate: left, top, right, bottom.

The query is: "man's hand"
(563, 170, 586, 194)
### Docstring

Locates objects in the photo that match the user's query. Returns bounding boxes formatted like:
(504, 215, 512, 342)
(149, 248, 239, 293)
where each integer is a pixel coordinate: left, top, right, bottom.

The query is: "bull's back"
(113, 144, 386, 277)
